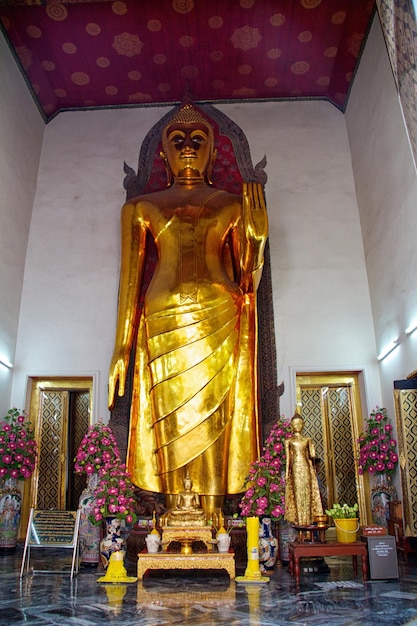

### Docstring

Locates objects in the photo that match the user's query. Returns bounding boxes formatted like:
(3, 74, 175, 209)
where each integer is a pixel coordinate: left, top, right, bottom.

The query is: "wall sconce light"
(377, 339, 400, 361)
(0, 357, 13, 369)
(405, 320, 417, 335)
(377, 319, 417, 361)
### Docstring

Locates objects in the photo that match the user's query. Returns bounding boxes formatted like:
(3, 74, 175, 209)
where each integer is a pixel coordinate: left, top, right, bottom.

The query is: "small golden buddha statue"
(163, 471, 207, 527)
(284, 412, 324, 526)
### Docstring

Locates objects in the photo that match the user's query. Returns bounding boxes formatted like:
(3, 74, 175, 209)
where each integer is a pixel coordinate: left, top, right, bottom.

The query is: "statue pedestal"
(162, 525, 213, 550)
(137, 549, 235, 580)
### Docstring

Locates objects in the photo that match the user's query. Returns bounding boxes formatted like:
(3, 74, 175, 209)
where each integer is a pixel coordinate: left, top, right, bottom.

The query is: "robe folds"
(127, 285, 260, 496)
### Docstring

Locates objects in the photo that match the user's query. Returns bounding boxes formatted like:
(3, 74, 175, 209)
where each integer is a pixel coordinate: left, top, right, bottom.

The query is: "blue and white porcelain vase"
(100, 517, 125, 569)
(259, 517, 278, 572)
(78, 472, 101, 567)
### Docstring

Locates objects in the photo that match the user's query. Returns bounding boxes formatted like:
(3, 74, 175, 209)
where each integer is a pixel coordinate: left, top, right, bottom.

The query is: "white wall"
(0, 34, 44, 415)
(222, 101, 381, 418)
(11, 99, 381, 423)
(10, 106, 169, 418)
(346, 15, 417, 417)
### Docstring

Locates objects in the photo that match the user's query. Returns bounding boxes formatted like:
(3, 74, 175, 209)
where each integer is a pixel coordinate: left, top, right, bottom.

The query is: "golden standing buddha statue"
(284, 413, 324, 526)
(108, 103, 268, 513)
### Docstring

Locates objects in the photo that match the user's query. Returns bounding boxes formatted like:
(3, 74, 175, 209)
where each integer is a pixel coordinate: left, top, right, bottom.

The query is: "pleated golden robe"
(125, 187, 262, 496)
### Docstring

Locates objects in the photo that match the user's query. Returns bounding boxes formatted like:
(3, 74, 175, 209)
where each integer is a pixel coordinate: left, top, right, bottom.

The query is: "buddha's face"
(165, 122, 211, 178)
(291, 417, 303, 433)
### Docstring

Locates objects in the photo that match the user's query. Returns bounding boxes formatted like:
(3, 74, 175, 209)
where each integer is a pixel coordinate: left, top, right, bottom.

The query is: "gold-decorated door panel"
(37, 390, 68, 510)
(394, 384, 417, 536)
(20, 377, 93, 539)
(296, 372, 370, 525)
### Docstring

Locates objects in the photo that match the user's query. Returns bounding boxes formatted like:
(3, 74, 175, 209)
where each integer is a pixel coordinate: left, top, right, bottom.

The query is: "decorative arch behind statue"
(108, 103, 283, 499)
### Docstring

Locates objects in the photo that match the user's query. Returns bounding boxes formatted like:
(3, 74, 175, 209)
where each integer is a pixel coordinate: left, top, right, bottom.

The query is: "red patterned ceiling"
(0, 0, 376, 122)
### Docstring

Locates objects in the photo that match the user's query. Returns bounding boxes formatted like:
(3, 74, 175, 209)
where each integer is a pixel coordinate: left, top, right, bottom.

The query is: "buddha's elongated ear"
(160, 151, 172, 187)
(206, 148, 217, 186)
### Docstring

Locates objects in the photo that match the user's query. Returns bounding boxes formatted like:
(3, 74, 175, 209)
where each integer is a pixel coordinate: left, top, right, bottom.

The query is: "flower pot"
(0, 477, 22, 550)
(217, 532, 231, 553)
(334, 518, 359, 543)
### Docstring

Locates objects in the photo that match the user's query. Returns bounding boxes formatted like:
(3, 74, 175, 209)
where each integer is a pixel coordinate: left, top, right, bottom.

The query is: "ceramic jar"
(217, 532, 231, 553)
(145, 532, 161, 553)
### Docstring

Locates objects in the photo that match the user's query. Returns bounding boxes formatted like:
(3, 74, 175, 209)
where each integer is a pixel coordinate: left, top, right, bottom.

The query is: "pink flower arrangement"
(74, 420, 138, 526)
(0, 408, 38, 480)
(74, 419, 120, 474)
(357, 407, 398, 476)
(89, 463, 138, 526)
(239, 417, 293, 521)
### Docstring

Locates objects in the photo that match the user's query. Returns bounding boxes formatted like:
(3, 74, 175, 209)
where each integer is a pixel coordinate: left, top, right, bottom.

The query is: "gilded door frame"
(294, 371, 372, 526)
(20, 377, 94, 539)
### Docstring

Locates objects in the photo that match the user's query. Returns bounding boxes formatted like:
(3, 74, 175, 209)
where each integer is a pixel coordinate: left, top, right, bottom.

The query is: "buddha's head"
(291, 413, 304, 434)
(161, 103, 216, 182)
(183, 467, 193, 491)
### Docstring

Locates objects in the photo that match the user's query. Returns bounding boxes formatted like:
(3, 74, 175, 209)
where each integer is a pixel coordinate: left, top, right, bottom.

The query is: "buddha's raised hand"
(241, 182, 268, 289)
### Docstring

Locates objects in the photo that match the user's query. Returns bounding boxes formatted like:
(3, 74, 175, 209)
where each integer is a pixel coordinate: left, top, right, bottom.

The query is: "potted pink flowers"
(74, 419, 120, 475)
(89, 463, 137, 527)
(357, 406, 399, 527)
(239, 417, 293, 570)
(0, 408, 37, 481)
(240, 417, 292, 520)
(89, 462, 138, 569)
(357, 407, 398, 476)
(74, 419, 124, 566)
(0, 408, 38, 549)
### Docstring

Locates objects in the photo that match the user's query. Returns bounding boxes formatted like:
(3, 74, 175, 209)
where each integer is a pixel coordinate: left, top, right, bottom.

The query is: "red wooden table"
(288, 541, 368, 585)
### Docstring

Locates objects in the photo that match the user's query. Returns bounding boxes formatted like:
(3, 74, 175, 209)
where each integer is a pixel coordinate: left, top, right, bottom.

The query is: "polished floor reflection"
(1, 545, 417, 625)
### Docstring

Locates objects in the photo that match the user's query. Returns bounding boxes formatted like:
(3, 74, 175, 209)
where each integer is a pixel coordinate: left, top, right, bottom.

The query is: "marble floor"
(1, 545, 417, 626)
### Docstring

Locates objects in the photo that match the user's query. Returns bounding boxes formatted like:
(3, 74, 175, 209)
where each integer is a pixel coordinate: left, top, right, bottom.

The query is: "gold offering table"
(137, 549, 236, 580)
(161, 525, 213, 550)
